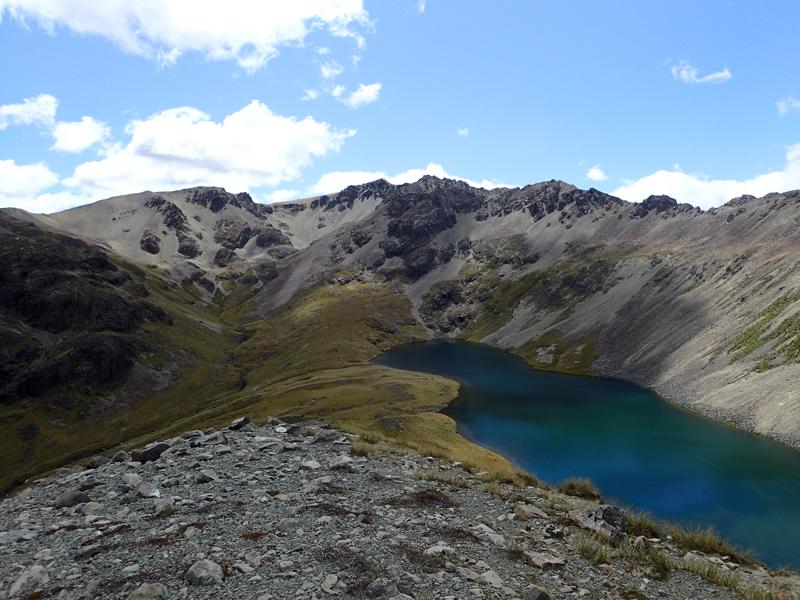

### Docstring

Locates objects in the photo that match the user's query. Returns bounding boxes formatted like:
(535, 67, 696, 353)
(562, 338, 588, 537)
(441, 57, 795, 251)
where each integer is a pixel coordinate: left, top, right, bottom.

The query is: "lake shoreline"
(376, 339, 800, 569)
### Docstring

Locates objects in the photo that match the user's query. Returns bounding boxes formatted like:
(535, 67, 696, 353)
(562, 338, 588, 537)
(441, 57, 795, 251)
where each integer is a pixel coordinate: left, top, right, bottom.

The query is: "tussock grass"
(668, 525, 750, 564)
(680, 557, 740, 589)
(350, 441, 377, 457)
(574, 532, 614, 564)
(413, 469, 470, 489)
(627, 510, 663, 539)
(558, 477, 601, 500)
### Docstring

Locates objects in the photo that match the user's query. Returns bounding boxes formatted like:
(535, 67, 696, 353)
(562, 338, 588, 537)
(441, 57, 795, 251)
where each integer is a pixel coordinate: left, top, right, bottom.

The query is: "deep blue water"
(375, 340, 800, 568)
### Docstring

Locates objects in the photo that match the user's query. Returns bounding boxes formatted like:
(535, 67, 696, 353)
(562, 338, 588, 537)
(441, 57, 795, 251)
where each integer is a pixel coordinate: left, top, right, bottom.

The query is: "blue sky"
(1, 0, 799, 212)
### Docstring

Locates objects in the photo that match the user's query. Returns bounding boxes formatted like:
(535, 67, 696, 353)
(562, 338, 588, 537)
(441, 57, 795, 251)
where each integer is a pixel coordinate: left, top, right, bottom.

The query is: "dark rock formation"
(140, 231, 161, 254)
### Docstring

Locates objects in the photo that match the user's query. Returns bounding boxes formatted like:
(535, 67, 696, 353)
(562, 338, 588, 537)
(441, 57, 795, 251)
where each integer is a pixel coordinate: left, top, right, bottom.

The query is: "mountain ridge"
(1, 176, 800, 494)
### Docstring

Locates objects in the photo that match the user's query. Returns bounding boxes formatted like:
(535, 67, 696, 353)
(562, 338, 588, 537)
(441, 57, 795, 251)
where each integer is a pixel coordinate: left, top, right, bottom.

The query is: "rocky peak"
(185, 187, 272, 218)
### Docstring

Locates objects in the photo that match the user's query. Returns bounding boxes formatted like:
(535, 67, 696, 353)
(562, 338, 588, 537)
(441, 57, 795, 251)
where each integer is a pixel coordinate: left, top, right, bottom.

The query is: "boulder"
(139, 231, 161, 254)
(567, 504, 627, 543)
(185, 559, 223, 586)
(228, 416, 252, 430)
(131, 441, 170, 463)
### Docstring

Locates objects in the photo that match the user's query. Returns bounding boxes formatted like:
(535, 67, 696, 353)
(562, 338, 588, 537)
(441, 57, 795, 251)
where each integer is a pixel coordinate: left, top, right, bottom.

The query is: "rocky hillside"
(1, 176, 800, 494)
(2, 418, 797, 599)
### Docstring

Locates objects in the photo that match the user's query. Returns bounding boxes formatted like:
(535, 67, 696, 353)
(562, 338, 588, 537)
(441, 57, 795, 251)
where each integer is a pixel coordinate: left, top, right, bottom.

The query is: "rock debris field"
(1, 417, 797, 599)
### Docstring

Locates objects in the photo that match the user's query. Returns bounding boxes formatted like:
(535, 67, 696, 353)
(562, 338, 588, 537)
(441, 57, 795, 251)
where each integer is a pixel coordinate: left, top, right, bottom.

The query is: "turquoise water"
(375, 340, 800, 568)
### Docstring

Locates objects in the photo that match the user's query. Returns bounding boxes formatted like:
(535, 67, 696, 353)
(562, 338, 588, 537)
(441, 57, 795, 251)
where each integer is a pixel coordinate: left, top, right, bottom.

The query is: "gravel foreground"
(1, 417, 797, 599)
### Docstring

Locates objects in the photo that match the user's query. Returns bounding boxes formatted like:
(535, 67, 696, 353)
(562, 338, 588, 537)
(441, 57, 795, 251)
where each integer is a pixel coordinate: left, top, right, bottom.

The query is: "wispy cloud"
(671, 60, 732, 85)
(456, 127, 469, 137)
(777, 96, 800, 116)
(341, 82, 382, 108)
(586, 166, 608, 182)
(320, 61, 343, 80)
(417, 0, 426, 14)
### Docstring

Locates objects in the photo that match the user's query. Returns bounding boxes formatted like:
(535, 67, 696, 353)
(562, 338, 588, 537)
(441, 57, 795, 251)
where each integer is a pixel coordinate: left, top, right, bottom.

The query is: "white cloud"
(309, 162, 512, 195)
(0, 1, 370, 72)
(51, 116, 110, 153)
(417, 0, 426, 13)
(341, 82, 381, 108)
(320, 60, 343, 79)
(301, 89, 320, 101)
(0, 93, 57, 129)
(63, 100, 355, 198)
(331, 84, 345, 98)
(0, 159, 82, 213)
(264, 188, 300, 203)
(456, 127, 469, 137)
(777, 96, 800, 116)
(670, 60, 732, 85)
(612, 144, 800, 209)
(586, 165, 608, 182)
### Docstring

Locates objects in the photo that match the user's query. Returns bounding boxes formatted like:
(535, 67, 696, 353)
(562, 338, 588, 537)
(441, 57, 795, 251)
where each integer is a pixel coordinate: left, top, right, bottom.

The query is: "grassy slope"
(0, 266, 240, 493)
(136, 280, 509, 474)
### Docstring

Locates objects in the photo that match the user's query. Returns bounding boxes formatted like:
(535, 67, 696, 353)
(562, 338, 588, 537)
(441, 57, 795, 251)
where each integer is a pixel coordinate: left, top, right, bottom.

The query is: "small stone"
(53, 488, 90, 508)
(313, 429, 341, 443)
(523, 551, 565, 569)
(136, 482, 161, 498)
(183, 526, 202, 538)
(321, 574, 338, 593)
(122, 473, 143, 489)
(113, 450, 131, 463)
(9, 565, 48, 598)
(514, 503, 548, 520)
(81, 502, 104, 516)
(423, 544, 455, 556)
(300, 460, 321, 470)
(523, 584, 552, 600)
(228, 416, 252, 430)
(128, 583, 168, 599)
(153, 496, 174, 515)
(480, 570, 503, 589)
(633, 535, 653, 551)
(233, 562, 254, 574)
(85, 455, 111, 469)
(196, 470, 219, 484)
(329, 454, 354, 470)
(365, 577, 399, 598)
(122, 564, 140, 577)
(185, 559, 223, 586)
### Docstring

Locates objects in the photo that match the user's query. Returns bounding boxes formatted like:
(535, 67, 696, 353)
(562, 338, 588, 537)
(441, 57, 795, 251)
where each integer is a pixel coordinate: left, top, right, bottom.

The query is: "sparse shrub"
(242, 531, 265, 541)
(558, 477, 601, 500)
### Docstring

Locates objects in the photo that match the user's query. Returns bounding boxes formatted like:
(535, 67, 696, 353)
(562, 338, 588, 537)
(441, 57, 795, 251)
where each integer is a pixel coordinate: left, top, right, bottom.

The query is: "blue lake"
(375, 339, 800, 568)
